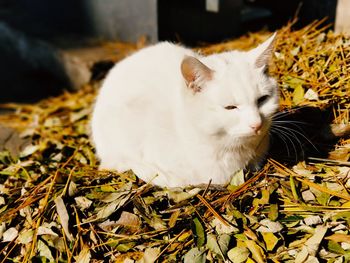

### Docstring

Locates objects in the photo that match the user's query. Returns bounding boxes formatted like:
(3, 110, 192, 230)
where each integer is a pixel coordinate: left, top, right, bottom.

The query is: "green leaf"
(316, 191, 330, 206)
(183, 247, 206, 263)
(289, 175, 299, 200)
(191, 217, 206, 248)
(229, 169, 245, 189)
(206, 233, 230, 259)
(218, 234, 231, 255)
(333, 212, 350, 225)
(253, 189, 270, 206)
(227, 247, 250, 263)
(18, 229, 34, 244)
(100, 185, 116, 192)
(116, 242, 136, 252)
(95, 201, 118, 220)
(268, 204, 279, 221)
(234, 233, 248, 241)
(328, 241, 346, 255)
(207, 234, 223, 259)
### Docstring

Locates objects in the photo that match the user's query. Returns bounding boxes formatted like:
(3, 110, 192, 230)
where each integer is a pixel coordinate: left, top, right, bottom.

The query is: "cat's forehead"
(207, 53, 267, 103)
(210, 52, 259, 81)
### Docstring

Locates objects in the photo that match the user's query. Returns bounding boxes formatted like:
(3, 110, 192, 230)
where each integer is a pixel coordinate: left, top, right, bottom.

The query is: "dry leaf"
(37, 239, 54, 261)
(18, 229, 34, 244)
(116, 211, 141, 229)
(54, 196, 73, 241)
(168, 188, 201, 203)
(304, 216, 322, 226)
(257, 219, 283, 233)
(75, 245, 91, 263)
(74, 196, 93, 210)
(245, 240, 266, 263)
(137, 247, 160, 263)
(183, 247, 206, 263)
(37, 225, 59, 236)
(2, 227, 18, 242)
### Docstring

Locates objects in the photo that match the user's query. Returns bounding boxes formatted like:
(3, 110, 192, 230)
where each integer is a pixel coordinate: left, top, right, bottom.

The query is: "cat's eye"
(224, 105, 237, 110)
(257, 95, 270, 106)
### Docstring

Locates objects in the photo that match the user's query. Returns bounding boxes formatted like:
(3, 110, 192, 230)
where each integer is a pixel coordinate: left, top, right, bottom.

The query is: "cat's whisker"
(270, 129, 291, 157)
(273, 120, 308, 134)
(272, 106, 310, 120)
(272, 125, 309, 160)
(274, 124, 318, 152)
(271, 127, 299, 161)
(273, 120, 309, 125)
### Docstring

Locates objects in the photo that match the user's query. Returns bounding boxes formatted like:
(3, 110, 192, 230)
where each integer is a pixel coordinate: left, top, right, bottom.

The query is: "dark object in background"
(0, 0, 93, 42)
(0, 23, 90, 103)
(0, 0, 158, 45)
(0, 0, 339, 103)
(158, 0, 338, 44)
(268, 106, 350, 164)
(158, 0, 243, 44)
(245, 0, 338, 32)
(91, 61, 115, 82)
(0, 0, 339, 46)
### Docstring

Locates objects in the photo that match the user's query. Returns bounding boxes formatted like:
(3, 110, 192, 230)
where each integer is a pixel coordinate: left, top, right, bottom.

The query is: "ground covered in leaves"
(1, 20, 350, 262)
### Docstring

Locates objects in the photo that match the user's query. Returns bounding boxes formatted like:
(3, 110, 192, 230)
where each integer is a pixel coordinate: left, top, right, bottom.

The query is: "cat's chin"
(225, 130, 268, 148)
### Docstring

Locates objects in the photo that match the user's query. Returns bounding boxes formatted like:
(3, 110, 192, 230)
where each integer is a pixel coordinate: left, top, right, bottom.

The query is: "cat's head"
(181, 33, 279, 146)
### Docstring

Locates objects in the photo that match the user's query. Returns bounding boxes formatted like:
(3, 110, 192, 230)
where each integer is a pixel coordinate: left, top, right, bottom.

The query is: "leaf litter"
(0, 19, 350, 262)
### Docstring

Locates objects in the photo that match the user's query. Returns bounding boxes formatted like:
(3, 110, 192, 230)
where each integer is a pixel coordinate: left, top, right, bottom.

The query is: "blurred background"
(0, 0, 342, 103)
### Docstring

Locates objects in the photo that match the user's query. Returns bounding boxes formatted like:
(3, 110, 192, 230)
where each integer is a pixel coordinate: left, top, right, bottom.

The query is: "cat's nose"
(250, 122, 262, 134)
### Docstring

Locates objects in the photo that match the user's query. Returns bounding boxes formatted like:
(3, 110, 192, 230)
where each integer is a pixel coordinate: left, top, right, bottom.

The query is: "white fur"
(91, 36, 278, 187)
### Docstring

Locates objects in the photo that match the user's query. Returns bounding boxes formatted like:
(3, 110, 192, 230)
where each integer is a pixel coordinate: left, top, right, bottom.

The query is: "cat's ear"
(181, 56, 213, 92)
(250, 32, 276, 69)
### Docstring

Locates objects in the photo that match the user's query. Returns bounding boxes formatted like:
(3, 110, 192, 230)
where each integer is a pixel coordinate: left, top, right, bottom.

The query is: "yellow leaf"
(342, 201, 350, 208)
(245, 240, 266, 263)
(326, 233, 350, 244)
(292, 84, 305, 105)
(178, 231, 191, 242)
(246, 258, 256, 263)
(169, 210, 180, 228)
(100, 185, 116, 192)
(261, 232, 279, 251)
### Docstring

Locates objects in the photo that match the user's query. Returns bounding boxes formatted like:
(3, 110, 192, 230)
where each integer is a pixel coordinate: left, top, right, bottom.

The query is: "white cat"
(91, 34, 278, 188)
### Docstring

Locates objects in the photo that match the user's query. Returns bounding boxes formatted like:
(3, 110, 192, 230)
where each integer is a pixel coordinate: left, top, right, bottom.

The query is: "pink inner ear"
(254, 33, 276, 68)
(181, 57, 197, 85)
(181, 56, 213, 91)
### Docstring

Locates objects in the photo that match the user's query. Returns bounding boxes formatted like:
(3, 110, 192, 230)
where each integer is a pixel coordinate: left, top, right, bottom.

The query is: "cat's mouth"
(212, 124, 269, 143)
(234, 126, 269, 144)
